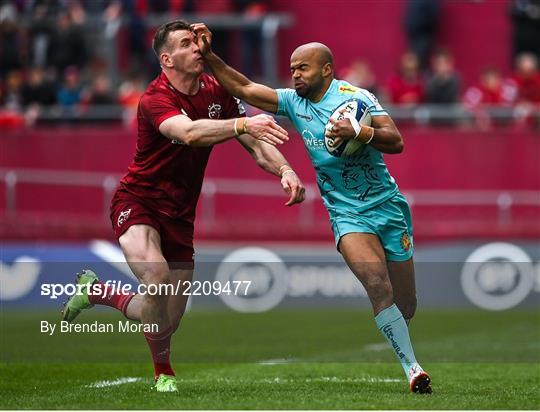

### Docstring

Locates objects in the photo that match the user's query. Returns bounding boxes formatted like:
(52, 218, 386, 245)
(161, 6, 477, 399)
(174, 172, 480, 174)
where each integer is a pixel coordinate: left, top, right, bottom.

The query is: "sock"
(375, 303, 419, 377)
(88, 280, 135, 317)
(144, 326, 175, 378)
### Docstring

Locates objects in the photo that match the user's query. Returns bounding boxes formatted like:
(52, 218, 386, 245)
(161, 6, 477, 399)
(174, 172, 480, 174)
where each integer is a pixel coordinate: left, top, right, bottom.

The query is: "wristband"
(281, 169, 296, 177)
(356, 125, 375, 144)
(279, 165, 292, 174)
(233, 118, 240, 136)
(243, 117, 249, 134)
(364, 127, 375, 144)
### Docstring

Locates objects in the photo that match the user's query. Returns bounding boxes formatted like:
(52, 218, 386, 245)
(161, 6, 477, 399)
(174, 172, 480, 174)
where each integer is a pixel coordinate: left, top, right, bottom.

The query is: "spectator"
(235, 0, 269, 79)
(118, 74, 145, 109)
(21, 67, 57, 106)
(404, 0, 441, 69)
(510, 0, 540, 60)
(27, 3, 55, 68)
(57, 66, 83, 107)
(463, 67, 514, 107)
(84, 74, 115, 105)
(508, 53, 540, 128)
(463, 67, 515, 130)
(48, 10, 88, 73)
(0, 3, 23, 77)
(386, 52, 424, 105)
(425, 49, 460, 104)
(339, 59, 378, 95)
(510, 52, 540, 103)
(1, 70, 24, 111)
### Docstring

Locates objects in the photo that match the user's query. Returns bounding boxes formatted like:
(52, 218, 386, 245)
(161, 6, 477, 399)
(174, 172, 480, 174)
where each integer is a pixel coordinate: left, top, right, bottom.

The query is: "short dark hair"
(152, 20, 191, 57)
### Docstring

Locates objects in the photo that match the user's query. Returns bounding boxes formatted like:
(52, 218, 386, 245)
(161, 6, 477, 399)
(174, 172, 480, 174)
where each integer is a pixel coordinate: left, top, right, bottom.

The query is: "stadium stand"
(1, 0, 539, 242)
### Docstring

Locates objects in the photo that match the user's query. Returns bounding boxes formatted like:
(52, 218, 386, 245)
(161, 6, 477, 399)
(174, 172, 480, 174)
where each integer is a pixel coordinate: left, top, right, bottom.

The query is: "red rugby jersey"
(119, 72, 244, 222)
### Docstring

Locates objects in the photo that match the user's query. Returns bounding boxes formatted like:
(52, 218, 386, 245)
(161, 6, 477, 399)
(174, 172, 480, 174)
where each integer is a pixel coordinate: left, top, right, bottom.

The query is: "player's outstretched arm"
(159, 113, 288, 147)
(236, 134, 305, 206)
(192, 23, 279, 114)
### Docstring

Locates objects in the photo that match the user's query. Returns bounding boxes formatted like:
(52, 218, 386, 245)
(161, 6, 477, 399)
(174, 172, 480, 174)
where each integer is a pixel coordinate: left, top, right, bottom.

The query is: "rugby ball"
(324, 98, 371, 157)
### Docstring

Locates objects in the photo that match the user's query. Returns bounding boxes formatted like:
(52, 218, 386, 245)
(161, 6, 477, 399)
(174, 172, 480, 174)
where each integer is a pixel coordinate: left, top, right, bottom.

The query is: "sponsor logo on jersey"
(208, 103, 222, 119)
(295, 112, 313, 121)
(338, 85, 359, 94)
(301, 129, 326, 150)
(400, 231, 412, 252)
(234, 97, 246, 115)
(117, 209, 131, 227)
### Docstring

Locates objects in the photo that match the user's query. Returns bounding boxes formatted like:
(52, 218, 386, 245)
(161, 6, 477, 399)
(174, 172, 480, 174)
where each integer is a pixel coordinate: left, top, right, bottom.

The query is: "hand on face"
(191, 23, 213, 56)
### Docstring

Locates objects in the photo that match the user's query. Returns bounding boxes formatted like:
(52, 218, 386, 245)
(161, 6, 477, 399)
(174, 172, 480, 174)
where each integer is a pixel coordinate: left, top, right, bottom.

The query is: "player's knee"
(363, 273, 392, 297)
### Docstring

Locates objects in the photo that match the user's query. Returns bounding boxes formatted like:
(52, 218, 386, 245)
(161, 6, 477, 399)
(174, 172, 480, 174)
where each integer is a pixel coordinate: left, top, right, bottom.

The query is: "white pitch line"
(364, 342, 391, 351)
(177, 376, 401, 384)
(86, 377, 144, 388)
(258, 358, 295, 365)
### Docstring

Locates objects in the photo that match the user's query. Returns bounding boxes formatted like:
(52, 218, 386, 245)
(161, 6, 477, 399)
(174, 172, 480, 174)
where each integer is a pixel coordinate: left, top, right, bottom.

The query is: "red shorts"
(110, 189, 195, 269)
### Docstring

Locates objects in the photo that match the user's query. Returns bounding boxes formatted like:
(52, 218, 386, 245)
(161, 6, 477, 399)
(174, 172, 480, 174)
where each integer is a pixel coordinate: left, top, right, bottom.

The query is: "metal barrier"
(1, 168, 538, 227)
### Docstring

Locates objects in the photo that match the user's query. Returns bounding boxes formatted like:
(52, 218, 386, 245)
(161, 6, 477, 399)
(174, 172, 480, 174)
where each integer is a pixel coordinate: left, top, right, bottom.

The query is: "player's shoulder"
(334, 79, 377, 102)
(334, 79, 386, 113)
(139, 73, 175, 105)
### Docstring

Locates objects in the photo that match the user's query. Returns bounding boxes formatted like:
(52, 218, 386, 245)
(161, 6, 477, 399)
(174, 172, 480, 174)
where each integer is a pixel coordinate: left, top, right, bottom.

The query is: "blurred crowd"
(0, 0, 267, 126)
(339, 50, 540, 127)
(339, 0, 540, 128)
(1, 0, 540, 129)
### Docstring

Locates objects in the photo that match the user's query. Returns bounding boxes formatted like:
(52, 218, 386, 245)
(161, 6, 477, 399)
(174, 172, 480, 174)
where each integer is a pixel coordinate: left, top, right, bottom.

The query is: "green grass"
(1, 308, 539, 409)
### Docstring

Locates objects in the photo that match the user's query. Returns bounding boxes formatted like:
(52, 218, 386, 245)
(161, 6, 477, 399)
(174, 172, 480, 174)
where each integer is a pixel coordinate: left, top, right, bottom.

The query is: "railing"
(3, 104, 539, 127)
(1, 168, 538, 228)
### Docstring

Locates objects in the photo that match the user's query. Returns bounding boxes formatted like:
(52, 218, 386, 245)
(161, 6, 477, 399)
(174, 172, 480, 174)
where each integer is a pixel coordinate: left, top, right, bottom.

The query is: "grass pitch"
(1, 308, 539, 409)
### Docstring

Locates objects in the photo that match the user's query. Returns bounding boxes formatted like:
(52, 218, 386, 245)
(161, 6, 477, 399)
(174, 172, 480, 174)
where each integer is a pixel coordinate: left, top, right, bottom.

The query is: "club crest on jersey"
(117, 209, 131, 227)
(400, 231, 412, 252)
(208, 103, 222, 119)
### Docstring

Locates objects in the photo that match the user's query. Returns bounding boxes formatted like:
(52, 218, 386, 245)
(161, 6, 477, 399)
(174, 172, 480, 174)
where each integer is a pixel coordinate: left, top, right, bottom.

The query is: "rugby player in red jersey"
(61, 20, 305, 392)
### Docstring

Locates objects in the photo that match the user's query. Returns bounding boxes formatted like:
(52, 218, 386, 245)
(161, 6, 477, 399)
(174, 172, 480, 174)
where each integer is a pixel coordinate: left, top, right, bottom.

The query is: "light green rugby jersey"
(276, 79, 399, 214)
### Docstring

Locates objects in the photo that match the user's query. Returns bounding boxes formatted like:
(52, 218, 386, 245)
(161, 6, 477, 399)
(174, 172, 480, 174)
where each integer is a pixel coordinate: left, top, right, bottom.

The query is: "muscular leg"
(167, 268, 194, 332)
(339, 233, 393, 315)
(388, 258, 417, 322)
(119, 224, 171, 333)
(123, 268, 193, 332)
(339, 232, 424, 386)
(117, 224, 177, 380)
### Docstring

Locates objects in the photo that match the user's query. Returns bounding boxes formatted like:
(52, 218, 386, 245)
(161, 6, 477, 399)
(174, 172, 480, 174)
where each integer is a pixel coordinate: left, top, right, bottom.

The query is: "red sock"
(88, 280, 135, 317)
(144, 326, 175, 378)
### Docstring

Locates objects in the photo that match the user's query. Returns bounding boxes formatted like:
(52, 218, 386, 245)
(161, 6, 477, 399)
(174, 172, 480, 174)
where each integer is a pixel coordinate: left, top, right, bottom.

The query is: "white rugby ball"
(325, 98, 371, 157)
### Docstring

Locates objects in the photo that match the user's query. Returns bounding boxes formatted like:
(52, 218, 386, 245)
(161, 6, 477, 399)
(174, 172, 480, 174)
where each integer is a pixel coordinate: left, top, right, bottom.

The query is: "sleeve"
(356, 89, 388, 116)
(276, 88, 296, 118)
(139, 92, 186, 131)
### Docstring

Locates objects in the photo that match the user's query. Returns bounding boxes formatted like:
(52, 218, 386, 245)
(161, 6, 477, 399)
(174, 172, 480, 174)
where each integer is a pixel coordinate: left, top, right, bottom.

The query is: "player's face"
(290, 52, 325, 99)
(167, 30, 204, 75)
